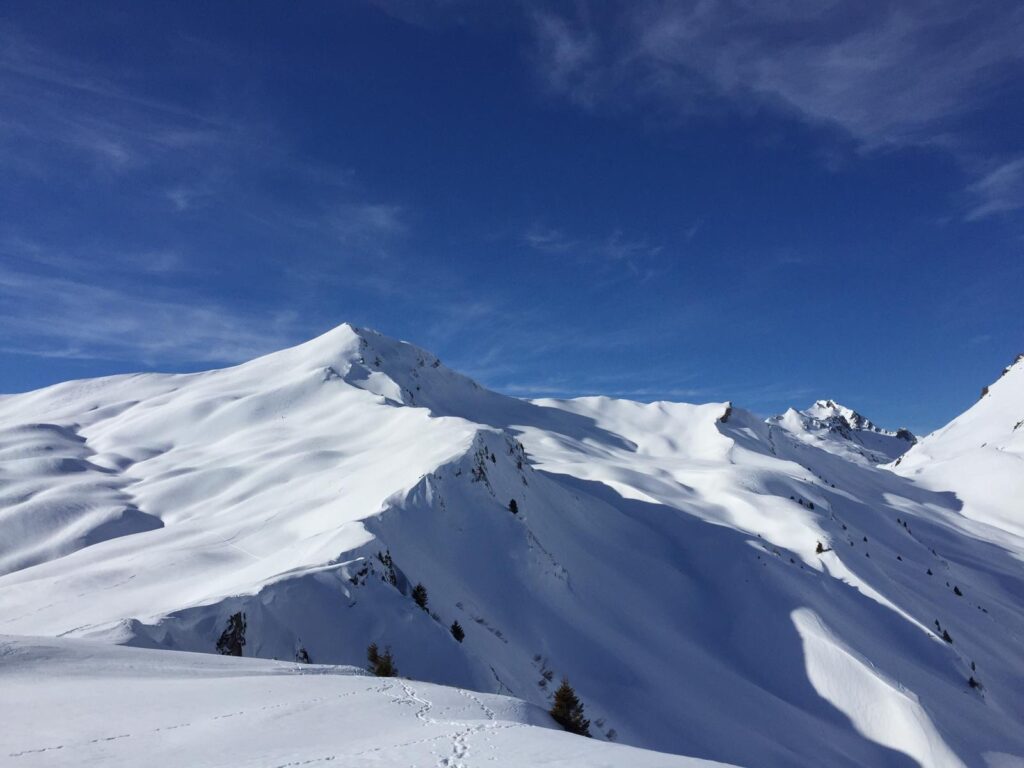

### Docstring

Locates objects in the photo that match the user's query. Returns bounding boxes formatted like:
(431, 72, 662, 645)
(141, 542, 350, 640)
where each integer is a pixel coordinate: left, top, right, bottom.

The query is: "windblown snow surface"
(0, 324, 1022, 768)
(893, 356, 1024, 539)
(0, 635, 720, 768)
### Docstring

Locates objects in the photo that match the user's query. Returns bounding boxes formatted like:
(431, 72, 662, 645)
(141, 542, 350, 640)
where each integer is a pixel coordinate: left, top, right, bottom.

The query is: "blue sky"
(1, 2, 1022, 433)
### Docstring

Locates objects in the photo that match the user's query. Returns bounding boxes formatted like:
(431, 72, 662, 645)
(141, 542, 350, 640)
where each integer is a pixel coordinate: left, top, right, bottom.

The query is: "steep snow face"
(0, 635, 725, 768)
(893, 355, 1024, 537)
(0, 324, 482, 620)
(0, 325, 1023, 768)
(769, 399, 916, 465)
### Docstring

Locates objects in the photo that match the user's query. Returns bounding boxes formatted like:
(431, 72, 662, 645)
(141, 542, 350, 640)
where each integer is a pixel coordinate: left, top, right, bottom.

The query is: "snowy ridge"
(893, 353, 1024, 537)
(1, 325, 1023, 767)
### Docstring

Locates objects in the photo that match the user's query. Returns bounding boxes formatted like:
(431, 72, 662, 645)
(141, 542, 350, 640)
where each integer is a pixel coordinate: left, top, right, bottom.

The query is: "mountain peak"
(805, 399, 877, 432)
(769, 398, 915, 464)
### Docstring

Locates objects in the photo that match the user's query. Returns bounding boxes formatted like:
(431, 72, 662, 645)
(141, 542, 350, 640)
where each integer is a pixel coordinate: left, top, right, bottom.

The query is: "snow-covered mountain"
(1, 324, 1022, 768)
(893, 355, 1024, 537)
(769, 399, 916, 465)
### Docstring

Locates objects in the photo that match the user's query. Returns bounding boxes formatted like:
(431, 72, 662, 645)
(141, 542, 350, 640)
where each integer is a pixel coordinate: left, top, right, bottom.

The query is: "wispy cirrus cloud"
(0, 25, 390, 226)
(523, 224, 577, 253)
(529, 2, 1024, 148)
(0, 24, 419, 368)
(331, 203, 408, 250)
(0, 26, 229, 178)
(966, 158, 1024, 221)
(0, 261, 307, 365)
(524, 222, 672, 283)
(527, 1, 1024, 218)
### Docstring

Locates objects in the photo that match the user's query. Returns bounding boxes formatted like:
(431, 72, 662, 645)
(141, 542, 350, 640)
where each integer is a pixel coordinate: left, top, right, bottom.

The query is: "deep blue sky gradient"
(1, 2, 1022, 433)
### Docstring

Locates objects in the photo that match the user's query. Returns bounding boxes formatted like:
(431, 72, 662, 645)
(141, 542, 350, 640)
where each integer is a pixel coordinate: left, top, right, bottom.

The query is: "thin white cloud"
(0, 262, 305, 366)
(530, 2, 1024, 150)
(523, 223, 670, 282)
(530, 10, 603, 108)
(523, 224, 577, 253)
(332, 203, 406, 239)
(1, 235, 191, 277)
(527, 1, 1024, 218)
(966, 157, 1024, 220)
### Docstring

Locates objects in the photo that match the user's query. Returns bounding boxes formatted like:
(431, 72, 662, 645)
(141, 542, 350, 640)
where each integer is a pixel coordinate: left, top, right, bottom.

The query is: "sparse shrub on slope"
(367, 643, 398, 677)
(450, 620, 465, 642)
(412, 582, 428, 611)
(376, 550, 398, 587)
(215, 612, 246, 656)
(550, 678, 591, 737)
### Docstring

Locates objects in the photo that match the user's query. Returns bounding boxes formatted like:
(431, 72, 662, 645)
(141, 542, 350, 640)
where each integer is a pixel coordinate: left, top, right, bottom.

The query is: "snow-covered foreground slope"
(0, 635, 723, 768)
(1, 324, 1023, 767)
(894, 356, 1024, 538)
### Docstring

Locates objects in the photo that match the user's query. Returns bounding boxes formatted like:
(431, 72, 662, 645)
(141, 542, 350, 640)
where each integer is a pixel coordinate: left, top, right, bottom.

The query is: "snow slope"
(893, 356, 1024, 538)
(0, 635, 724, 768)
(1, 324, 1022, 768)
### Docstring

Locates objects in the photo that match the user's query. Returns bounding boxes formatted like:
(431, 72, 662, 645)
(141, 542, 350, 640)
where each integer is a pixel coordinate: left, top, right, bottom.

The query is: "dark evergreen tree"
(550, 678, 591, 737)
(942, 629, 953, 644)
(367, 643, 398, 677)
(412, 583, 428, 611)
(509, 498, 519, 515)
(450, 620, 465, 643)
(216, 612, 246, 656)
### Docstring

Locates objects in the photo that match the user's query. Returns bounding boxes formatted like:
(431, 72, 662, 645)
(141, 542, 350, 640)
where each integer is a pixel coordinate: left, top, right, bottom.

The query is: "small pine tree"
(216, 612, 246, 656)
(412, 583, 428, 611)
(450, 620, 465, 643)
(550, 678, 591, 737)
(295, 646, 311, 664)
(367, 643, 398, 677)
(942, 629, 953, 644)
(509, 498, 519, 515)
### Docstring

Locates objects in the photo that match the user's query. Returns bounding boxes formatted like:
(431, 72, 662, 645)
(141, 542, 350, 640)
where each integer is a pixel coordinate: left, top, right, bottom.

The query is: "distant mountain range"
(1, 324, 1021, 767)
